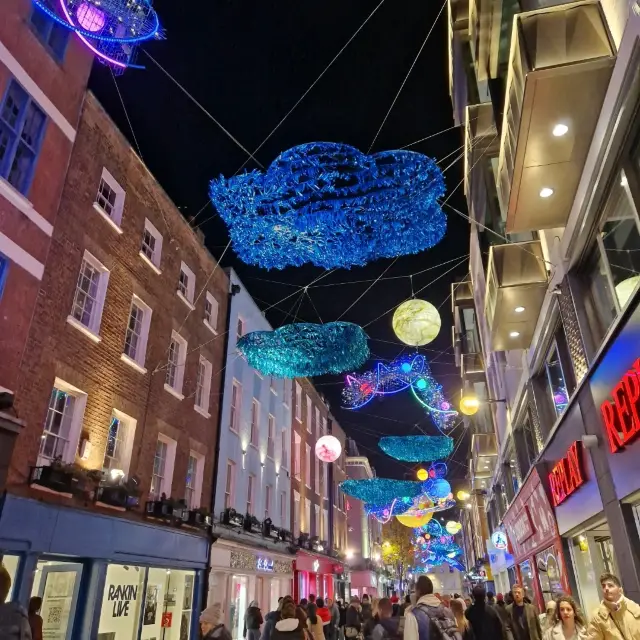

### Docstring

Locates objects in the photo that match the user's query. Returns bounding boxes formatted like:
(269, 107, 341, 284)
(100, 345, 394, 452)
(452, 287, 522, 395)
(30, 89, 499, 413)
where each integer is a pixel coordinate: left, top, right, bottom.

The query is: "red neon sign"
(548, 441, 584, 507)
(600, 357, 640, 453)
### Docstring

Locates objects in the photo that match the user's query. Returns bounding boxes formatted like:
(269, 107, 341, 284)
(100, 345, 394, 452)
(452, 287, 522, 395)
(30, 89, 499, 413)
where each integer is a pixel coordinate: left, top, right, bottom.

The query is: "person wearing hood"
(262, 596, 295, 640)
(0, 565, 31, 640)
(245, 600, 264, 640)
(586, 572, 640, 640)
(200, 603, 232, 640)
(404, 575, 463, 640)
(346, 597, 363, 637)
(272, 602, 308, 640)
(465, 586, 503, 640)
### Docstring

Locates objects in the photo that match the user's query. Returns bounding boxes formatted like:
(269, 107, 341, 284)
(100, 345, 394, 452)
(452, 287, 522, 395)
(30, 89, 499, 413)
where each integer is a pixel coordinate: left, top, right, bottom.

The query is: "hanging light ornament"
(315, 435, 342, 463)
(392, 299, 441, 346)
(416, 468, 428, 481)
(459, 394, 480, 416)
(210, 143, 447, 270)
(425, 478, 452, 501)
(445, 521, 462, 535)
(340, 479, 423, 505)
(396, 494, 434, 527)
(378, 436, 454, 462)
(237, 322, 369, 378)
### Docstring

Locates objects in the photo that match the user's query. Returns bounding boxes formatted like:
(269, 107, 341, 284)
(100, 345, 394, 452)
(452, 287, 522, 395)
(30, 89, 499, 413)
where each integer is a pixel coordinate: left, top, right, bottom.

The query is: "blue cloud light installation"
(379, 436, 454, 462)
(210, 142, 447, 270)
(339, 479, 423, 505)
(237, 322, 369, 378)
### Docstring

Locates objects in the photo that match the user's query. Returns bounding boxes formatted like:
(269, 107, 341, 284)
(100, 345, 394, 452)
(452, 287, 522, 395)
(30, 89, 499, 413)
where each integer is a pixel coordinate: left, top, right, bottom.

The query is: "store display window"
(536, 547, 563, 604)
(519, 560, 535, 603)
(97, 564, 145, 640)
(1, 555, 20, 601)
(230, 575, 250, 640)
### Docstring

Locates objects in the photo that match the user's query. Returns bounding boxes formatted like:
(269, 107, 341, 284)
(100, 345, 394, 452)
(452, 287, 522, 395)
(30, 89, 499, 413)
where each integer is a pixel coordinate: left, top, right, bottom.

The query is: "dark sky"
(89, 0, 471, 486)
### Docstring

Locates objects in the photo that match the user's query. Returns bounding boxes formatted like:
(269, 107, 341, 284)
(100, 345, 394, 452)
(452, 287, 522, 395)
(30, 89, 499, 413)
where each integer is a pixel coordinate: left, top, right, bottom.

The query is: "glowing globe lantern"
(417, 468, 428, 481)
(315, 435, 342, 463)
(460, 394, 480, 416)
(397, 512, 432, 528)
(446, 521, 461, 535)
(392, 299, 441, 346)
(456, 490, 470, 501)
(396, 495, 433, 528)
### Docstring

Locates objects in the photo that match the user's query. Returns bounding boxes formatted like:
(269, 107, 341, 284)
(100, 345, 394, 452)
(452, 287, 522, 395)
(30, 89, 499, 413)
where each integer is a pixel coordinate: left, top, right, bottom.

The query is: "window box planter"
(96, 485, 129, 509)
(30, 465, 78, 495)
(145, 500, 187, 521)
(181, 509, 211, 529)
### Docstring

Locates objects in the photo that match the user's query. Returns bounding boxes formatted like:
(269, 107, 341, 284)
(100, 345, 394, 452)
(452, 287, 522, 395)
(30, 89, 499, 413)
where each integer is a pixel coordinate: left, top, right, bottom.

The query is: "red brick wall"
(11, 93, 229, 515)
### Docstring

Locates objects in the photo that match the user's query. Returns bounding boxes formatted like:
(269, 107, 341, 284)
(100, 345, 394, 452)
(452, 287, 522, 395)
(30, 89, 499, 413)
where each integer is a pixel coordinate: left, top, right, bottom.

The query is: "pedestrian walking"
(451, 598, 473, 640)
(504, 585, 542, 640)
(271, 601, 308, 640)
(200, 603, 232, 640)
(27, 598, 42, 640)
(262, 596, 295, 640)
(586, 572, 640, 640)
(372, 598, 402, 640)
(245, 600, 264, 640)
(543, 595, 586, 640)
(465, 586, 503, 640)
(0, 565, 31, 640)
(345, 596, 363, 638)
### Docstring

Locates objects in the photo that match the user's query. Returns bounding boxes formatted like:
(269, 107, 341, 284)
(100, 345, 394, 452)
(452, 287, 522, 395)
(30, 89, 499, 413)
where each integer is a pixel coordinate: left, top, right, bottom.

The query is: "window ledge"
(120, 353, 147, 374)
(229, 426, 239, 434)
(163, 383, 185, 401)
(92, 202, 123, 234)
(194, 404, 211, 419)
(66, 315, 102, 343)
(177, 290, 196, 311)
(203, 320, 218, 335)
(249, 442, 259, 451)
(139, 251, 162, 275)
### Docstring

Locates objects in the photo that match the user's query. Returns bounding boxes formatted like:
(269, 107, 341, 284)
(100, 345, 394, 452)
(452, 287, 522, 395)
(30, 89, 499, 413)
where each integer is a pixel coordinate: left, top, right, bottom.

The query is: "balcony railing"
(497, 1, 615, 233)
(485, 240, 548, 350)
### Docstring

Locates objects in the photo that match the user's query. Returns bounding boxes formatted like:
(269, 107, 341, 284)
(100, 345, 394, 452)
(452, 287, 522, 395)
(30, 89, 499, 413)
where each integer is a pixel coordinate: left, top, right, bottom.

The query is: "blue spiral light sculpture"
(237, 322, 369, 378)
(210, 142, 447, 270)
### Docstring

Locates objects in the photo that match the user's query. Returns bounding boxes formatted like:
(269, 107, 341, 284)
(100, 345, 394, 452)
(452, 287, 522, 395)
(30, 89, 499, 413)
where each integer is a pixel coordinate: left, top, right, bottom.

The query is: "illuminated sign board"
(257, 557, 274, 572)
(491, 531, 507, 550)
(600, 357, 640, 453)
(512, 506, 534, 544)
(548, 441, 585, 507)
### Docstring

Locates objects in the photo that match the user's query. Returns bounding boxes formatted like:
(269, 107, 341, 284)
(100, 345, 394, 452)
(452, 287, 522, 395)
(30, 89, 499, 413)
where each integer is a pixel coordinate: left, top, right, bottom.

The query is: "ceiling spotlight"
(621, 174, 628, 187)
(514, 306, 525, 313)
(539, 187, 554, 198)
(552, 124, 568, 137)
(509, 331, 520, 338)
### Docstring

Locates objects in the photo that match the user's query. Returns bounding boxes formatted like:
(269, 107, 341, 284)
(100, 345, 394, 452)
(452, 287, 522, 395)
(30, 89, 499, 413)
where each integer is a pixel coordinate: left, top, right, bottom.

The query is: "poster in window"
(41, 570, 77, 639)
(143, 585, 158, 625)
(183, 574, 194, 610)
(180, 611, 190, 640)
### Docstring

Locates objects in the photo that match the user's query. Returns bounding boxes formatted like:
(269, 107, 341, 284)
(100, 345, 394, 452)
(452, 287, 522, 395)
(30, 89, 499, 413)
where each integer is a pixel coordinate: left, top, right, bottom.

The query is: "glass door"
(230, 575, 248, 640)
(35, 561, 83, 640)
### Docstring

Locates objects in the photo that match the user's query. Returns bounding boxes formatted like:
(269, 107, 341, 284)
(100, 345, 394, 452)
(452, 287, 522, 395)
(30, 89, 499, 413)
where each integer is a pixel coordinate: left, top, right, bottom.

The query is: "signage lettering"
(108, 584, 138, 618)
(548, 441, 585, 507)
(512, 507, 535, 544)
(491, 531, 507, 550)
(312, 560, 320, 573)
(257, 557, 274, 572)
(600, 358, 640, 453)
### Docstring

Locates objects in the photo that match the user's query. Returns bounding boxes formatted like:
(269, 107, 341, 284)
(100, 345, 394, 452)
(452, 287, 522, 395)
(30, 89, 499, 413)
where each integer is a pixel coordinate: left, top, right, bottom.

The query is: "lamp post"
(459, 394, 507, 416)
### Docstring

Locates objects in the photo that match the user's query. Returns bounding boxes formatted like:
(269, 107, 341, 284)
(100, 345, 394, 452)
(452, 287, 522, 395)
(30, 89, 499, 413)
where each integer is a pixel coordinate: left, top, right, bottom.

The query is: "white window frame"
(236, 316, 245, 339)
(314, 453, 319, 494)
(247, 473, 255, 515)
(93, 167, 125, 233)
(306, 395, 312, 433)
(304, 497, 310, 535)
(121, 294, 152, 374)
(321, 417, 327, 435)
(139, 218, 163, 274)
(314, 504, 320, 538)
(67, 250, 110, 343)
(230, 379, 242, 433)
(295, 382, 302, 421)
(294, 490, 300, 536)
(280, 491, 287, 528)
(164, 331, 187, 400)
(322, 462, 328, 500)
(250, 399, 260, 447)
(294, 432, 301, 479)
(265, 484, 272, 519)
(323, 508, 329, 541)
(177, 261, 196, 309)
(102, 409, 136, 477)
(305, 443, 312, 488)
(204, 291, 219, 334)
(314, 408, 320, 436)
(38, 378, 87, 467)
(280, 428, 288, 469)
(267, 414, 276, 459)
(185, 450, 205, 510)
(194, 355, 213, 418)
(225, 459, 236, 509)
(150, 433, 177, 500)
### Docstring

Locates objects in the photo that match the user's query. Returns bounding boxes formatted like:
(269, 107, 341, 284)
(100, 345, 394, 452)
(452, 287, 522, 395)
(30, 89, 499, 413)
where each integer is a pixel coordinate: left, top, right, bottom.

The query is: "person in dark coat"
(465, 586, 504, 640)
(345, 597, 362, 637)
(262, 596, 295, 640)
(272, 602, 307, 640)
(504, 585, 542, 640)
(361, 595, 373, 625)
(245, 601, 264, 640)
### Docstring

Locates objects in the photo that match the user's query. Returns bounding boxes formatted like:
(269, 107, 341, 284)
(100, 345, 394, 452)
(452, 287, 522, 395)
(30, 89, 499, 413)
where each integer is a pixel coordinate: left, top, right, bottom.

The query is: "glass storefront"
(536, 546, 563, 604)
(230, 575, 250, 640)
(519, 560, 535, 603)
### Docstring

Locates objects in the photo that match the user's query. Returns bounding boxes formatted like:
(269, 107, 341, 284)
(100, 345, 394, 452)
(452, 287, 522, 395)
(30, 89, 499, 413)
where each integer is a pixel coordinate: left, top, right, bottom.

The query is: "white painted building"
(209, 269, 293, 635)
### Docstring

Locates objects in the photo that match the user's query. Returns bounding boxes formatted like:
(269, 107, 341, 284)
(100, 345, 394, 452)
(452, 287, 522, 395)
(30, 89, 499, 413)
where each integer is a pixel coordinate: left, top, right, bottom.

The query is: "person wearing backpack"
(404, 576, 463, 640)
(0, 565, 31, 640)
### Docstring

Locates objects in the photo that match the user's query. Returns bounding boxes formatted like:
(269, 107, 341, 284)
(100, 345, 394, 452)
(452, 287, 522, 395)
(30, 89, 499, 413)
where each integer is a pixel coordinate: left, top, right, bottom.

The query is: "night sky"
(90, 0, 472, 486)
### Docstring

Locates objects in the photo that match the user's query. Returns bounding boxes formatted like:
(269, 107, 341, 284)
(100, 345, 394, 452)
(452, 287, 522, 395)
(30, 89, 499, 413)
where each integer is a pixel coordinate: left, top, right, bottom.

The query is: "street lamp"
(456, 490, 471, 501)
(459, 394, 507, 416)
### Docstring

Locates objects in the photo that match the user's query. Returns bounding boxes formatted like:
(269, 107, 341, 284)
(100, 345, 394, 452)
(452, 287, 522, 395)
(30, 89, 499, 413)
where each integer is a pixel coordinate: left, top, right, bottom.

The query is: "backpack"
(415, 603, 463, 640)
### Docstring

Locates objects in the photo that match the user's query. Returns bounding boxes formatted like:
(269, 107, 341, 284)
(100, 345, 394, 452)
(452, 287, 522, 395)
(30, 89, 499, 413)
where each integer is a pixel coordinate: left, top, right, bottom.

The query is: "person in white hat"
(201, 603, 232, 640)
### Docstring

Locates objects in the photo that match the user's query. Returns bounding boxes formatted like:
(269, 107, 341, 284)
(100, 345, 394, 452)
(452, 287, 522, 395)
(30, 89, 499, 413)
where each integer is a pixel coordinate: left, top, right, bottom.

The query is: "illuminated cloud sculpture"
(339, 478, 423, 505)
(237, 322, 369, 378)
(31, 0, 162, 72)
(378, 436, 453, 463)
(210, 142, 446, 270)
(342, 354, 458, 430)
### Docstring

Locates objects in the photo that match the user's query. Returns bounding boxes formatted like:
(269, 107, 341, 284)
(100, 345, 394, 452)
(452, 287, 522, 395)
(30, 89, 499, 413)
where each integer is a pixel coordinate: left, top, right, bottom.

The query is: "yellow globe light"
(417, 468, 428, 481)
(460, 394, 480, 416)
(446, 520, 461, 535)
(392, 299, 441, 346)
(456, 490, 471, 501)
(397, 512, 433, 528)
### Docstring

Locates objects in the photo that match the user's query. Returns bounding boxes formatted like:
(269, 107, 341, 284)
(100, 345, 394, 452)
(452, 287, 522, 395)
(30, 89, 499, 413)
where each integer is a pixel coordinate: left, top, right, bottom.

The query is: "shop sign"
(107, 584, 138, 618)
(257, 557, 274, 572)
(312, 560, 320, 572)
(599, 357, 640, 453)
(161, 612, 173, 628)
(491, 531, 507, 550)
(548, 441, 585, 506)
(512, 506, 535, 544)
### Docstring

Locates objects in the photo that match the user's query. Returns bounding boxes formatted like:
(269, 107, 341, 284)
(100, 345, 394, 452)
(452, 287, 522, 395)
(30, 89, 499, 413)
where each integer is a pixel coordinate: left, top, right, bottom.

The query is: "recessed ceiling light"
(539, 187, 554, 198)
(552, 124, 569, 137)
(621, 175, 628, 187)
(509, 331, 520, 338)
(514, 306, 525, 313)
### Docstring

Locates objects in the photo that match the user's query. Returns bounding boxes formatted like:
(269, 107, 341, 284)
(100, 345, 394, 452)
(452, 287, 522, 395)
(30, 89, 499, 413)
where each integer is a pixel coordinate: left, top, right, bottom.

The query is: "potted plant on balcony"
(30, 458, 77, 494)
(184, 506, 211, 528)
(96, 475, 141, 509)
(145, 495, 188, 521)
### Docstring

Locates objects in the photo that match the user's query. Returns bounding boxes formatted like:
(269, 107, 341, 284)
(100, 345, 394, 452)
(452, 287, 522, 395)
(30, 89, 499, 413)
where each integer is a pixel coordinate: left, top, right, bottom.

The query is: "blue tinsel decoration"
(424, 478, 452, 500)
(340, 479, 423, 504)
(237, 321, 369, 378)
(210, 142, 447, 270)
(378, 436, 453, 462)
